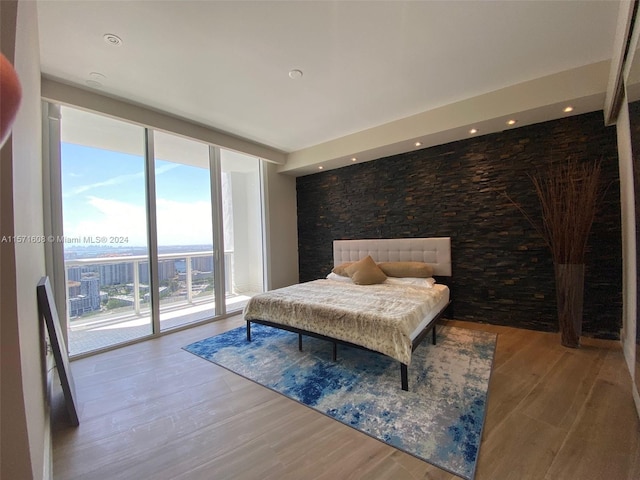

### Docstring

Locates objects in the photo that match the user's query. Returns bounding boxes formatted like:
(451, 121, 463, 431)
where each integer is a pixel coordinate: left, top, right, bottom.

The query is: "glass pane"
(60, 106, 151, 355)
(220, 149, 264, 312)
(154, 131, 214, 330)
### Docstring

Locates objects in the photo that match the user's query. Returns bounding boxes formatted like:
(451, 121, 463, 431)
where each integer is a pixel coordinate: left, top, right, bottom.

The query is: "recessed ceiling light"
(415, 141, 422, 147)
(318, 166, 324, 170)
(351, 157, 357, 162)
(469, 128, 478, 134)
(89, 72, 106, 80)
(563, 106, 574, 113)
(86, 80, 103, 88)
(103, 33, 123, 46)
(288, 69, 303, 79)
(506, 119, 517, 126)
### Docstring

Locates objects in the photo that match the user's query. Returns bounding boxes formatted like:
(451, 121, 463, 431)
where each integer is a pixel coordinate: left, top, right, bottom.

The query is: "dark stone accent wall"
(296, 111, 622, 339)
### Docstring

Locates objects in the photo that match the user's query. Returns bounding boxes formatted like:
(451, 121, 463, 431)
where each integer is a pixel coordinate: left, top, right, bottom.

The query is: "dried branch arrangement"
(507, 159, 603, 265)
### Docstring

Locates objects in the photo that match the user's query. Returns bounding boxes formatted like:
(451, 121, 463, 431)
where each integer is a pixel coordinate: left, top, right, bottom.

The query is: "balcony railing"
(65, 250, 234, 322)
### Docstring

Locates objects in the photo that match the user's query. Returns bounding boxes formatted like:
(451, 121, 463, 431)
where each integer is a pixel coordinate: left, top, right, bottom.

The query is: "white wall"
(263, 161, 299, 289)
(0, 1, 50, 479)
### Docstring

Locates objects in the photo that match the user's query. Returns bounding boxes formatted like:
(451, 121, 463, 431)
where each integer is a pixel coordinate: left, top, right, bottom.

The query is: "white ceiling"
(37, 0, 621, 175)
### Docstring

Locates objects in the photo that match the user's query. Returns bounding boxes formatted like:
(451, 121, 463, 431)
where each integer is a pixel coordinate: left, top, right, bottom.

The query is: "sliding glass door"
(60, 106, 152, 355)
(54, 105, 265, 355)
(153, 131, 216, 330)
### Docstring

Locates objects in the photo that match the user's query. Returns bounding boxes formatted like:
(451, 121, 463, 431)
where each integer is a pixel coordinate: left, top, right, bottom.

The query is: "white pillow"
(384, 277, 435, 288)
(326, 272, 354, 283)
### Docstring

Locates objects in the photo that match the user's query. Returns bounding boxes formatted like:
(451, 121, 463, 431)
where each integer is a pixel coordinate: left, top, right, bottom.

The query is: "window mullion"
(209, 145, 226, 316)
(145, 129, 161, 333)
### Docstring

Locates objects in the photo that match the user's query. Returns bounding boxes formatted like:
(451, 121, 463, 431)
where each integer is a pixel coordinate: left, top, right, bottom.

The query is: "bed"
(244, 237, 452, 391)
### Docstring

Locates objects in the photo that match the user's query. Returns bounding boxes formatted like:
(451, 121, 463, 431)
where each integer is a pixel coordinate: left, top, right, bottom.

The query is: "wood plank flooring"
(52, 317, 640, 479)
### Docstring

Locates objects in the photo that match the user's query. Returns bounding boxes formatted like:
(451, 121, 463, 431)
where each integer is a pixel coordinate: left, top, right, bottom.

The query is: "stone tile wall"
(296, 111, 622, 338)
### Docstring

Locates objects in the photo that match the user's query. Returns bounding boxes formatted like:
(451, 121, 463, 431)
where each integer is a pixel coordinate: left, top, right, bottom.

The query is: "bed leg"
(401, 364, 409, 391)
(432, 324, 437, 345)
(332, 342, 337, 361)
(298, 333, 303, 351)
(246, 321, 251, 342)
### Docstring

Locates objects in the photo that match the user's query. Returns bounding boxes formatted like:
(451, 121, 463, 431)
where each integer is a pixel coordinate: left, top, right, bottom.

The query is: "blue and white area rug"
(184, 324, 496, 480)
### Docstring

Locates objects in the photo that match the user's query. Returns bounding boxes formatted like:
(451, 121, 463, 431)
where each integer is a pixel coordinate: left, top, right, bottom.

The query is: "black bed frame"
(246, 301, 450, 392)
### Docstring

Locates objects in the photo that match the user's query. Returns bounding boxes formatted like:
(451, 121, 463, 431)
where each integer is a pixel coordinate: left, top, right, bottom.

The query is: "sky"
(61, 143, 215, 248)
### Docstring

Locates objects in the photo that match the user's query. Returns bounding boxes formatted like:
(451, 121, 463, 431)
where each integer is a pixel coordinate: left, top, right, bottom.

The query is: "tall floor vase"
(554, 263, 584, 348)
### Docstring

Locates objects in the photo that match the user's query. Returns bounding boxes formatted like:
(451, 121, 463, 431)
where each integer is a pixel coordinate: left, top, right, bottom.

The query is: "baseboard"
(621, 327, 636, 375)
(620, 327, 640, 420)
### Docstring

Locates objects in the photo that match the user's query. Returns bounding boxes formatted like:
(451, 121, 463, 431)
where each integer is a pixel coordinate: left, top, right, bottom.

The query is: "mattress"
(243, 279, 449, 365)
(410, 283, 449, 341)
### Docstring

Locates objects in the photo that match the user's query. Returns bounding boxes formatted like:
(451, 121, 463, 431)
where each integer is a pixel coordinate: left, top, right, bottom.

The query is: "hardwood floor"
(52, 316, 640, 479)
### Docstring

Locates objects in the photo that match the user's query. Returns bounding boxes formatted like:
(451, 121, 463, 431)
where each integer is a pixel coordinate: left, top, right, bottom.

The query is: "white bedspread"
(243, 279, 448, 365)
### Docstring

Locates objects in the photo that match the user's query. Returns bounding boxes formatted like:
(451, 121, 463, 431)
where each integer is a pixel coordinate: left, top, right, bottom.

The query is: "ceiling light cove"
(288, 69, 303, 79)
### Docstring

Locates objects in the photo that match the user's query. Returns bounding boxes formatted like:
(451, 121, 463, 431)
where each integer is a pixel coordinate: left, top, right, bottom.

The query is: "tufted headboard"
(333, 237, 452, 277)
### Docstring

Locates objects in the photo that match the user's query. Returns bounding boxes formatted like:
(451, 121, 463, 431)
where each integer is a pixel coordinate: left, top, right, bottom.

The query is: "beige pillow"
(377, 261, 434, 278)
(332, 262, 354, 277)
(345, 256, 387, 285)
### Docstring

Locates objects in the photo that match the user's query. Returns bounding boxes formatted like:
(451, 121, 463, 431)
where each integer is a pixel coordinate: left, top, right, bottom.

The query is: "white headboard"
(333, 237, 452, 276)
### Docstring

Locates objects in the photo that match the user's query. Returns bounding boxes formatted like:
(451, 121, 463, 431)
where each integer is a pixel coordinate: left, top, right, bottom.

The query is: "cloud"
(156, 198, 213, 245)
(65, 195, 213, 247)
(66, 163, 180, 197)
(65, 197, 148, 245)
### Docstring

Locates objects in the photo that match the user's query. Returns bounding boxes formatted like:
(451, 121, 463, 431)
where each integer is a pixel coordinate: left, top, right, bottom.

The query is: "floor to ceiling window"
(55, 105, 265, 355)
(220, 148, 264, 312)
(60, 106, 152, 355)
(153, 131, 216, 330)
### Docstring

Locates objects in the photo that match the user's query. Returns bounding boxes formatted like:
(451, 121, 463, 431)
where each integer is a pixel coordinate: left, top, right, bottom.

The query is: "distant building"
(69, 295, 93, 317)
(138, 260, 176, 283)
(138, 262, 149, 284)
(158, 260, 176, 281)
(67, 280, 81, 297)
(98, 262, 133, 285)
(67, 266, 82, 282)
(192, 255, 213, 272)
(68, 274, 101, 317)
(80, 274, 101, 311)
